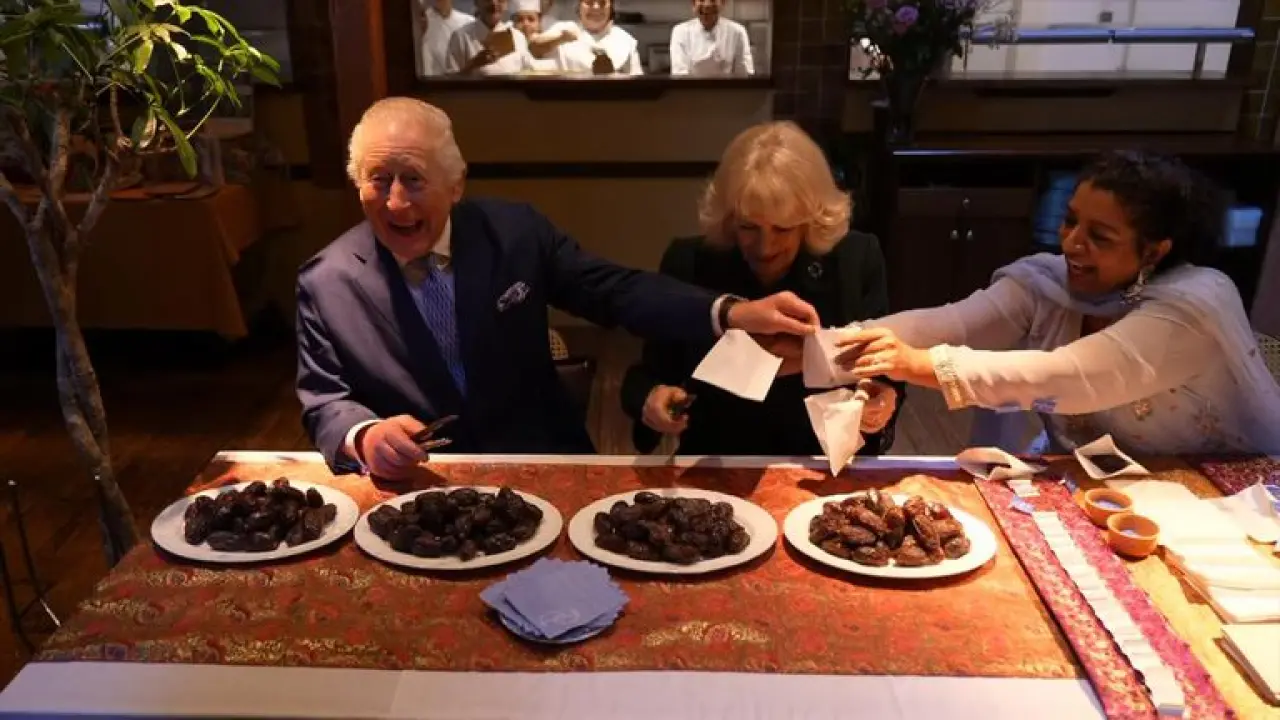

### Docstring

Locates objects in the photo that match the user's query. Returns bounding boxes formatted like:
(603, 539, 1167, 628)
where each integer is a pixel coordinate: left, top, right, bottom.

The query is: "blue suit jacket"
(297, 197, 717, 472)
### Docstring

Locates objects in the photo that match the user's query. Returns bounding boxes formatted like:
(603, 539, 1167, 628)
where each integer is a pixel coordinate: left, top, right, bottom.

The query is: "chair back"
(1256, 332, 1280, 385)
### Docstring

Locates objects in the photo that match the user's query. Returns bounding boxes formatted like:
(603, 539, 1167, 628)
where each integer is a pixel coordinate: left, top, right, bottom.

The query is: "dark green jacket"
(620, 231, 905, 456)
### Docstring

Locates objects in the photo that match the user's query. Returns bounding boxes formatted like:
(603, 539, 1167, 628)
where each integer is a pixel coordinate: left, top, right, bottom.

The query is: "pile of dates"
(809, 490, 971, 567)
(367, 487, 543, 561)
(184, 478, 337, 552)
(593, 492, 750, 565)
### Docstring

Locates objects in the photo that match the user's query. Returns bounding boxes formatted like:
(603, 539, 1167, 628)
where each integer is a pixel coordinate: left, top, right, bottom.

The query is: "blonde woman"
(621, 121, 902, 456)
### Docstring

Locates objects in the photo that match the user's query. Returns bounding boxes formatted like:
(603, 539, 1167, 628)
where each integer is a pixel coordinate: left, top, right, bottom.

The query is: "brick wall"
(772, 0, 850, 145)
(1245, 0, 1280, 142)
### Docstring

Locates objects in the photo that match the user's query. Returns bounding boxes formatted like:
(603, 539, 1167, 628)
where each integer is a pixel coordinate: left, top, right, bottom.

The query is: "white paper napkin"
(1075, 434, 1150, 479)
(804, 387, 867, 476)
(1212, 483, 1280, 545)
(802, 326, 860, 389)
(691, 329, 783, 402)
(1221, 624, 1280, 703)
(955, 447, 1042, 482)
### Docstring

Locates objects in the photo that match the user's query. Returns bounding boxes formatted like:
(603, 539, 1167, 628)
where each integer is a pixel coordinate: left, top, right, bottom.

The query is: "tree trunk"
(23, 217, 140, 567)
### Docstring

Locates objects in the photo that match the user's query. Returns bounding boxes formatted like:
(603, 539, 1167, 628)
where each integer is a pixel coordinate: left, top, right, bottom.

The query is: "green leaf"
(174, 6, 190, 23)
(137, 0, 155, 10)
(250, 63, 278, 86)
(169, 40, 188, 62)
(129, 106, 157, 149)
(133, 37, 153, 72)
(155, 107, 197, 178)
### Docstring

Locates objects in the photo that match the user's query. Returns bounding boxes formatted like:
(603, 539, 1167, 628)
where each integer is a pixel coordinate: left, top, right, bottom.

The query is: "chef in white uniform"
(670, 0, 753, 77)
(444, 0, 536, 75)
(415, 0, 475, 77)
(511, 0, 560, 72)
(547, 0, 643, 76)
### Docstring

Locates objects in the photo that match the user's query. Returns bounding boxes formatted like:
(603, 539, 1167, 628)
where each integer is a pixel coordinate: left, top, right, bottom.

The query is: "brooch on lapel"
(807, 261, 823, 279)
(497, 281, 531, 312)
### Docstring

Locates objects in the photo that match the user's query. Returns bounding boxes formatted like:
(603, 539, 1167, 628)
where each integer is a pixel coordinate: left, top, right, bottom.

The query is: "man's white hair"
(346, 97, 467, 185)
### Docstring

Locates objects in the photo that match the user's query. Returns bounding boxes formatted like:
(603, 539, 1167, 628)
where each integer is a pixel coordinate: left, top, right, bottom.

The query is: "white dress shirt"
(548, 22, 643, 75)
(445, 20, 535, 75)
(418, 4, 474, 77)
(669, 17, 753, 77)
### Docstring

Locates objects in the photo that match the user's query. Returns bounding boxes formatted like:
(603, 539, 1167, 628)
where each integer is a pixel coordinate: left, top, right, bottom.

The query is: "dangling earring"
(1123, 266, 1151, 306)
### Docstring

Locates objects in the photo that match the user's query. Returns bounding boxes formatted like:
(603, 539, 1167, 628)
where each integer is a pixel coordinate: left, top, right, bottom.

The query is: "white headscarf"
(511, 0, 540, 13)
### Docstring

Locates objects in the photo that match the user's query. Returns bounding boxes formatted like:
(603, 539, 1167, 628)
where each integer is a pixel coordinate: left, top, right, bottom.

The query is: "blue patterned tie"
(410, 254, 467, 395)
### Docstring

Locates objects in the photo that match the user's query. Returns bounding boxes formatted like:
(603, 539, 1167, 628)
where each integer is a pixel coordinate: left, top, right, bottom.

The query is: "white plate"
(354, 487, 563, 571)
(567, 488, 777, 575)
(783, 493, 997, 580)
(150, 480, 359, 564)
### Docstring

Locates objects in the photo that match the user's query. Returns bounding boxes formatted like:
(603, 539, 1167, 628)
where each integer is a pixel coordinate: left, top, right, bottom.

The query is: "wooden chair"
(549, 328, 596, 419)
(0, 479, 61, 653)
(1256, 331, 1280, 385)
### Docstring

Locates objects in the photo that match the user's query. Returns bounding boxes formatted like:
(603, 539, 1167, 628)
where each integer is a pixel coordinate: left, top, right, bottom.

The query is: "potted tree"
(0, 0, 279, 565)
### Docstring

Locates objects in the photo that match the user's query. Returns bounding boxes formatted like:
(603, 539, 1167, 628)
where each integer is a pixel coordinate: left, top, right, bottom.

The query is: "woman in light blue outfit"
(836, 150, 1280, 456)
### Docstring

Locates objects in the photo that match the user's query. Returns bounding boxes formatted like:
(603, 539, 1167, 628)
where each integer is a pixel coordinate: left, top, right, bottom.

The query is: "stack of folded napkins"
(1113, 480, 1280, 624)
(955, 447, 1044, 497)
(481, 558, 629, 644)
(1221, 624, 1280, 703)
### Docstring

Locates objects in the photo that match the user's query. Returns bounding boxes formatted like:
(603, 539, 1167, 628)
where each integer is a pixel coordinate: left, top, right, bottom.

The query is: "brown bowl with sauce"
(1106, 512, 1160, 559)
(1082, 488, 1133, 527)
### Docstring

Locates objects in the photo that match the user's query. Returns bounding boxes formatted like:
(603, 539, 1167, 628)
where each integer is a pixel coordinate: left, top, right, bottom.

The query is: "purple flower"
(893, 4, 919, 29)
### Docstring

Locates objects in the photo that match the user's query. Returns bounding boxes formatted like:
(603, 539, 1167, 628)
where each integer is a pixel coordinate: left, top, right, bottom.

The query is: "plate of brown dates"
(783, 490, 997, 579)
(150, 478, 360, 564)
(567, 488, 777, 575)
(353, 486, 563, 570)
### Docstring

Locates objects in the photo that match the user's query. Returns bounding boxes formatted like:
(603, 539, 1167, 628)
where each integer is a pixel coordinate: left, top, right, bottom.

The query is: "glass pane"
(415, 0, 770, 79)
(851, 0, 1243, 79)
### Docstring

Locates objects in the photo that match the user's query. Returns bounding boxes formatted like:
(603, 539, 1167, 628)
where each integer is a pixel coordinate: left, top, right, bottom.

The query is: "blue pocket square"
(497, 281, 530, 312)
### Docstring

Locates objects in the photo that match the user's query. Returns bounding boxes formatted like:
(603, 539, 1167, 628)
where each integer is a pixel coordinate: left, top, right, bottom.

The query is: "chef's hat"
(511, 0, 540, 13)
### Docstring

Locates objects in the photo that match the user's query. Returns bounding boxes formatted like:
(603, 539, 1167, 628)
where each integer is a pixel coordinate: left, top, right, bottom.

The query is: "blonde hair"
(698, 121, 851, 254)
(346, 97, 467, 185)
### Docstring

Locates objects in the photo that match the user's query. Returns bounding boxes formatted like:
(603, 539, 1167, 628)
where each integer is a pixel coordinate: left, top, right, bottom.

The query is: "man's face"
(693, 0, 723, 28)
(476, 0, 507, 28)
(512, 10, 540, 36)
(356, 120, 463, 259)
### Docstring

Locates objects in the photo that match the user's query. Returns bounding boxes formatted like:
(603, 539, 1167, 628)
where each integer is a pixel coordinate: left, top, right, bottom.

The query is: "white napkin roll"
(802, 326, 860, 389)
(1074, 433, 1150, 479)
(804, 387, 867, 476)
(955, 446, 1042, 482)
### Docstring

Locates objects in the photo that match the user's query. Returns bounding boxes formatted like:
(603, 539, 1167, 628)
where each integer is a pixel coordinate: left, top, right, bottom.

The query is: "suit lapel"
(448, 202, 500, 394)
(350, 226, 465, 415)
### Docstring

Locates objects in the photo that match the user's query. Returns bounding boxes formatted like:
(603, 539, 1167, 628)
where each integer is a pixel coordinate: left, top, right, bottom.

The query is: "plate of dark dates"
(567, 488, 777, 575)
(783, 490, 997, 579)
(150, 478, 360, 563)
(353, 486, 563, 570)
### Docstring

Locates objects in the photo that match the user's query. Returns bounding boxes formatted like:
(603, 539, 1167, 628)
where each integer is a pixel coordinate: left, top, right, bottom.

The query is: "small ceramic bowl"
(1083, 488, 1133, 527)
(1107, 512, 1160, 559)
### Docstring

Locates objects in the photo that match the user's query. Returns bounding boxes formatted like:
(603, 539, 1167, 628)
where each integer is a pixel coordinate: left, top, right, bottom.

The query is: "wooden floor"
(0, 325, 977, 688)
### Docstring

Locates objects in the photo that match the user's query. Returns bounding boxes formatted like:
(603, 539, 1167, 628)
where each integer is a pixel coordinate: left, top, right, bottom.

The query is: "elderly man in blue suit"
(297, 97, 821, 479)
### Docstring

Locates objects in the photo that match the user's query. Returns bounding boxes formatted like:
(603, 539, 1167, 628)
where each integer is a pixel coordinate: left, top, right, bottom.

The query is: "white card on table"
(691, 329, 782, 402)
(1075, 434, 1150, 479)
(956, 446, 1043, 482)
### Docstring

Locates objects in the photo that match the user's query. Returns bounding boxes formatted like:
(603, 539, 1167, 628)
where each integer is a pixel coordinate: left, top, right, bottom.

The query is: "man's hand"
(464, 48, 499, 72)
(359, 415, 430, 479)
(726, 292, 819, 337)
(642, 385, 690, 434)
(836, 327, 936, 387)
(858, 380, 898, 433)
(559, 25, 579, 42)
(755, 333, 805, 377)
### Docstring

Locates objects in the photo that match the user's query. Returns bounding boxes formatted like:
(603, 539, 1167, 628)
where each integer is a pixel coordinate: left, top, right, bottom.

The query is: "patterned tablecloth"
(37, 459, 1080, 680)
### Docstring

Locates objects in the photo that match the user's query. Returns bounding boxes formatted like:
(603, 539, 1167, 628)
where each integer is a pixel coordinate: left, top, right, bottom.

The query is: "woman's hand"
(858, 380, 898, 433)
(836, 327, 938, 388)
(642, 385, 690, 434)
